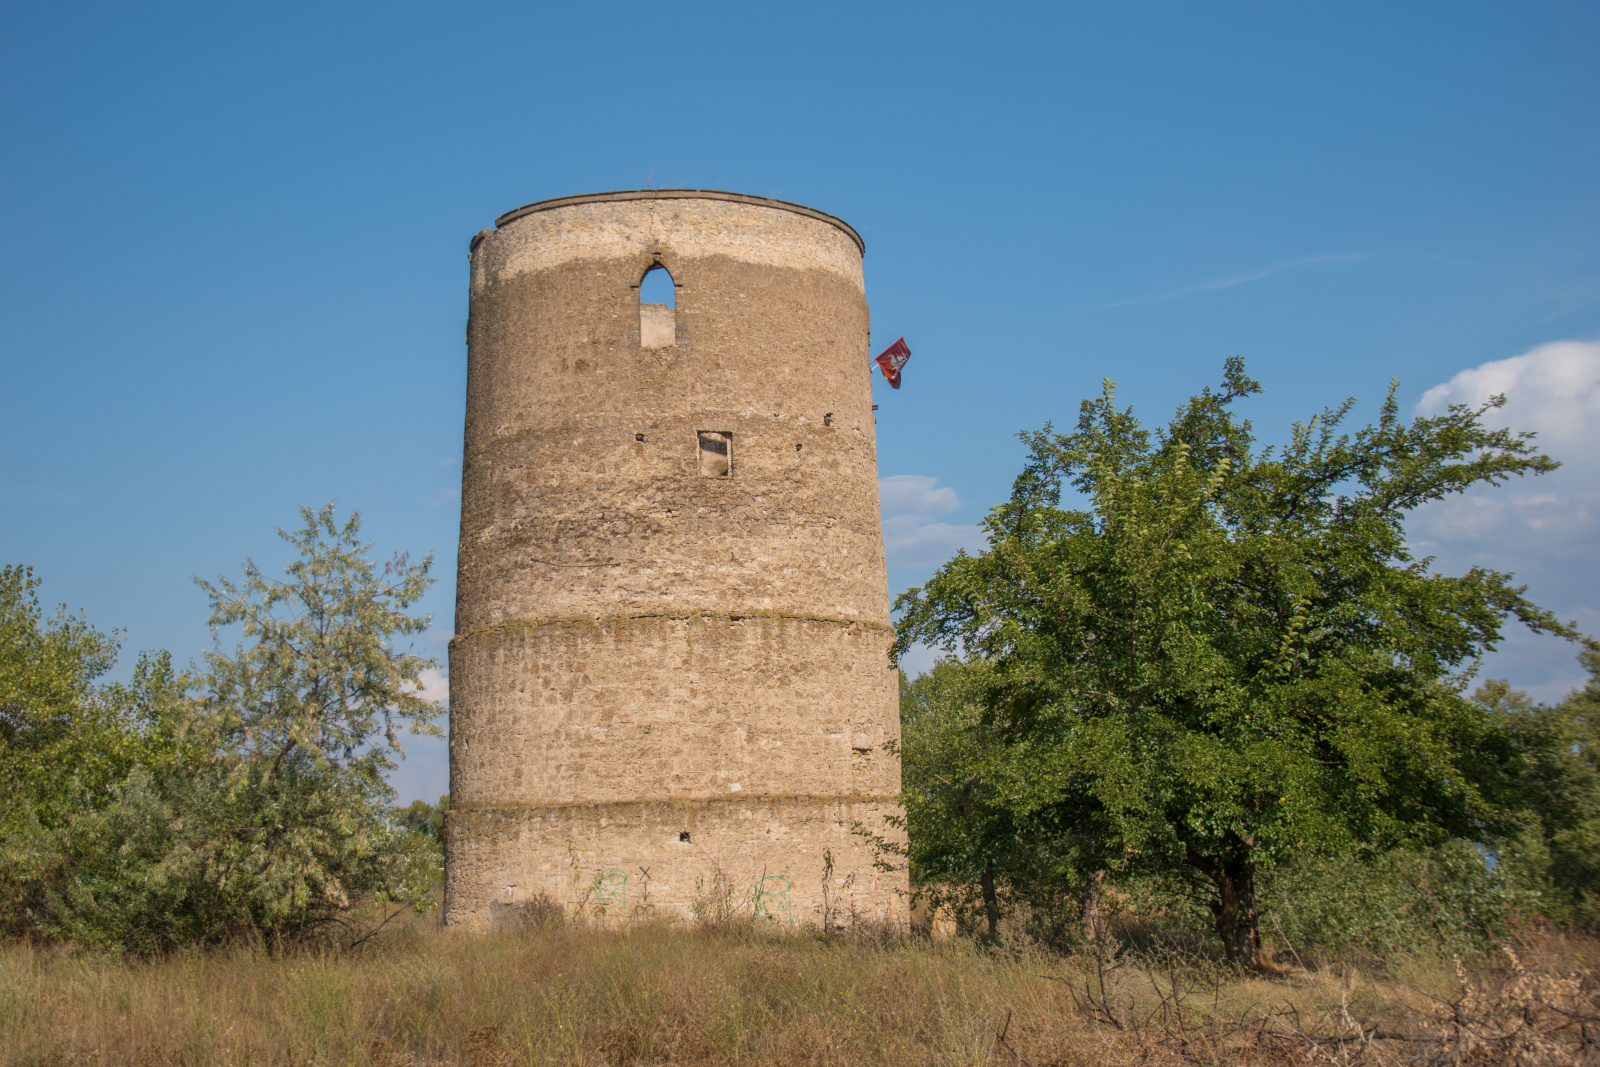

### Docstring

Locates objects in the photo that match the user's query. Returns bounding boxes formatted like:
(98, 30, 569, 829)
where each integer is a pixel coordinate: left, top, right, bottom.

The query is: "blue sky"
(3, 2, 1597, 803)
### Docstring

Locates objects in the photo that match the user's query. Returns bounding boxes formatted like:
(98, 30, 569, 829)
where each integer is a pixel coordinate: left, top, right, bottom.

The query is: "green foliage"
(894, 659, 1009, 930)
(2, 505, 444, 950)
(1480, 647, 1600, 927)
(0, 566, 195, 934)
(895, 659, 1535, 957)
(1086, 842, 1532, 958)
(1261, 841, 1532, 956)
(39, 759, 443, 952)
(0, 565, 195, 824)
(893, 360, 1574, 964)
(195, 503, 440, 781)
(394, 795, 450, 845)
(895, 659, 1091, 936)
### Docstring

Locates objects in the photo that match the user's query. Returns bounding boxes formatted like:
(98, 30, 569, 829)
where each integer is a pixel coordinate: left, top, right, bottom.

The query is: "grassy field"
(4, 912, 1596, 1066)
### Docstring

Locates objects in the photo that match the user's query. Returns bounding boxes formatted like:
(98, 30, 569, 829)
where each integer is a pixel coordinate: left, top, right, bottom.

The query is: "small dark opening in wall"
(698, 431, 732, 477)
(636, 433, 646, 442)
(795, 443, 803, 451)
(640, 263, 675, 308)
(823, 413, 834, 427)
(679, 831, 691, 842)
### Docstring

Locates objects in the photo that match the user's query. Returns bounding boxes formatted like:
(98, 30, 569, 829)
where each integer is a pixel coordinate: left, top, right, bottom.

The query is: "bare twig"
(344, 904, 405, 950)
(993, 1007, 1032, 1067)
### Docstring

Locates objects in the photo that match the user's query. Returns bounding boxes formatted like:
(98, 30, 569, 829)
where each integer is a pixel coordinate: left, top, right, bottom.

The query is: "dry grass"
(3, 913, 1596, 1066)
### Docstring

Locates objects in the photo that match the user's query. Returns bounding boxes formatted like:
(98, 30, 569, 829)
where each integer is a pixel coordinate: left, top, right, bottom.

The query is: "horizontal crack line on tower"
(451, 610, 895, 646)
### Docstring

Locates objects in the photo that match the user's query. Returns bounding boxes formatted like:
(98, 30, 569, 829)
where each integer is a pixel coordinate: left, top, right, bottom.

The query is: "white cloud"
(1410, 340, 1600, 563)
(388, 668, 450, 804)
(1416, 340, 1600, 454)
(409, 667, 449, 706)
(879, 474, 962, 516)
(882, 515, 989, 569)
(879, 475, 987, 569)
(1408, 340, 1600, 698)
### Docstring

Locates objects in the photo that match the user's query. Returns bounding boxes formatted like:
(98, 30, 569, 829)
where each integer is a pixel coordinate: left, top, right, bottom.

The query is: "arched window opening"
(639, 263, 676, 349)
(640, 263, 675, 308)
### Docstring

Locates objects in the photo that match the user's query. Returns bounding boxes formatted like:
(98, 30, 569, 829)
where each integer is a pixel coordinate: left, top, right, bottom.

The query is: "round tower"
(446, 190, 907, 928)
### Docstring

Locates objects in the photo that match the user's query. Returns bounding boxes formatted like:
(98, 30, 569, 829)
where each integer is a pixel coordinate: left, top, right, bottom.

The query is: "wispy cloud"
(879, 475, 987, 569)
(880, 474, 961, 516)
(1534, 275, 1600, 324)
(1097, 252, 1365, 309)
(880, 476, 984, 678)
(424, 487, 461, 507)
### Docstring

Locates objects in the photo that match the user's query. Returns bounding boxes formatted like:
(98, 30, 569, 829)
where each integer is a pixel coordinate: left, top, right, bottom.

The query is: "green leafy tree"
(894, 360, 1575, 966)
(0, 566, 193, 934)
(0, 566, 192, 816)
(896, 659, 1013, 937)
(163, 502, 444, 944)
(7, 505, 444, 950)
(1483, 647, 1600, 926)
(195, 503, 439, 781)
(895, 659, 1091, 940)
(1262, 840, 1530, 956)
(394, 795, 451, 845)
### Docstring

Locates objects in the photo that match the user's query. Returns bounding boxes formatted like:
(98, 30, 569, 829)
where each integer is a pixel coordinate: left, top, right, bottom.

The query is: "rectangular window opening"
(697, 431, 732, 477)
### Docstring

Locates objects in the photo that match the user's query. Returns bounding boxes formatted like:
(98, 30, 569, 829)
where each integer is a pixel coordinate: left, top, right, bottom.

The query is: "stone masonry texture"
(447, 190, 909, 928)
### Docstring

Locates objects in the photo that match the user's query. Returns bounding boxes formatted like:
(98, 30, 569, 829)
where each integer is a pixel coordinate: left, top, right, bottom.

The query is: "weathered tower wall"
(446, 190, 907, 928)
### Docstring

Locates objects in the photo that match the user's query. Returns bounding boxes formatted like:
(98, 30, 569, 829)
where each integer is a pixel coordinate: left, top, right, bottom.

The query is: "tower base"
(443, 794, 908, 930)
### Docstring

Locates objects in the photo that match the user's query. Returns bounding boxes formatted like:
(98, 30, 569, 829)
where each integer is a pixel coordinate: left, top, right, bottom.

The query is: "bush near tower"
(893, 359, 1581, 968)
(0, 505, 442, 949)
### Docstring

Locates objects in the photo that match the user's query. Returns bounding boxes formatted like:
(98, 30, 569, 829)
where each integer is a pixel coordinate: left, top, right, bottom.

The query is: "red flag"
(874, 337, 911, 389)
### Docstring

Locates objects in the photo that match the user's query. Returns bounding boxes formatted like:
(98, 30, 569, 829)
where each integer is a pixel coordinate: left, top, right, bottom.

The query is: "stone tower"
(446, 190, 907, 928)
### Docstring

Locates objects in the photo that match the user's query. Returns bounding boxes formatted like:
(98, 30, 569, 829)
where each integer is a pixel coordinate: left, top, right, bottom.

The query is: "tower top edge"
(488, 190, 865, 256)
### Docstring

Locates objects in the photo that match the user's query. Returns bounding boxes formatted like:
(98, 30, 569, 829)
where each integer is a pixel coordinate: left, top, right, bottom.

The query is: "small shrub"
(1263, 841, 1532, 958)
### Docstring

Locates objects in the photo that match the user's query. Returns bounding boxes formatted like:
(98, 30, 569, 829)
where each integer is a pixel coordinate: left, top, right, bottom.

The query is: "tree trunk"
(1184, 848, 1261, 968)
(979, 862, 1000, 940)
(1081, 869, 1105, 944)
